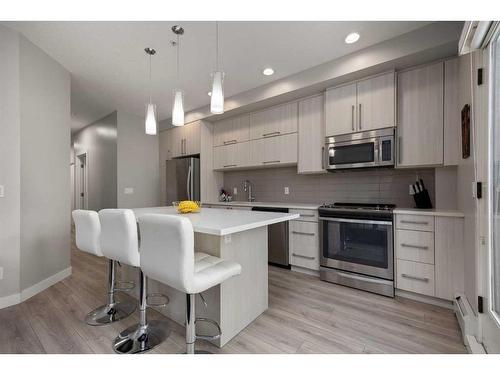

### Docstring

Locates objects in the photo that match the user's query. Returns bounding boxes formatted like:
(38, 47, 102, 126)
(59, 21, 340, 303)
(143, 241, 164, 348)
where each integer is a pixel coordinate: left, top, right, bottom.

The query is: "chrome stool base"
(113, 320, 170, 354)
(85, 302, 136, 326)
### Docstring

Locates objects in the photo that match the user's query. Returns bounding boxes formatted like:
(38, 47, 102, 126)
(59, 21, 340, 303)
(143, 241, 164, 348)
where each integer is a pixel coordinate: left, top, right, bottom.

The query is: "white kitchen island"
(128, 206, 299, 347)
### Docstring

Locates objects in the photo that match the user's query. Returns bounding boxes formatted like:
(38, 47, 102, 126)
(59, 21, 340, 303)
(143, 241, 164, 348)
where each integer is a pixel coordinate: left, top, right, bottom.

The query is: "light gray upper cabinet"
(213, 141, 251, 170)
(397, 62, 444, 167)
(325, 82, 357, 137)
(298, 94, 326, 174)
(325, 72, 395, 137)
(250, 133, 298, 167)
(356, 72, 395, 132)
(213, 114, 250, 146)
(249, 102, 298, 140)
(168, 121, 201, 158)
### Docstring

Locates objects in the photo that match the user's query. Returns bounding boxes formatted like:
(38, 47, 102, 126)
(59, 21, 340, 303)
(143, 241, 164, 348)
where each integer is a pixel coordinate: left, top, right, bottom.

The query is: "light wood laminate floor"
(0, 235, 466, 354)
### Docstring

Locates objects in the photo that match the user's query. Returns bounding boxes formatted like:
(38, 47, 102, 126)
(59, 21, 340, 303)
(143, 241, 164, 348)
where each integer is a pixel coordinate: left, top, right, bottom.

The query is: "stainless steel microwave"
(325, 127, 395, 170)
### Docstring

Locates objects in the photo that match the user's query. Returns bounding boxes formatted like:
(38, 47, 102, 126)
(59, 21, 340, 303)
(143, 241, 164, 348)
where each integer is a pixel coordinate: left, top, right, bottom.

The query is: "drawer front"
(396, 259, 435, 296)
(395, 214, 434, 232)
(289, 221, 319, 270)
(290, 209, 318, 222)
(395, 229, 435, 264)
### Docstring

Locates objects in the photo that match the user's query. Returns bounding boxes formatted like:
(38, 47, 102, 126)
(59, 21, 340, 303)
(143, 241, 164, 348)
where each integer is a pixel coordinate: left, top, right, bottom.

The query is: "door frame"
(75, 151, 89, 210)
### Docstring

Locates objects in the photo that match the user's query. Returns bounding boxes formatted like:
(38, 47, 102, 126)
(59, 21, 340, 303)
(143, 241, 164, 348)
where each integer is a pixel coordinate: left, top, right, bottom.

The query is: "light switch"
(0, 266, 3, 280)
(233, 187, 238, 195)
(124, 187, 134, 195)
(284, 187, 289, 195)
(0, 185, 4, 198)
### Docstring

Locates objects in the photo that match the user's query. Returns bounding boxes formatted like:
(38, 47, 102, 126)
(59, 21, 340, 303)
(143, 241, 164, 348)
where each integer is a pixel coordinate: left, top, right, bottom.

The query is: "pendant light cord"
(216, 21, 219, 70)
(148, 53, 152, 104)
(176, 34, 180, 86)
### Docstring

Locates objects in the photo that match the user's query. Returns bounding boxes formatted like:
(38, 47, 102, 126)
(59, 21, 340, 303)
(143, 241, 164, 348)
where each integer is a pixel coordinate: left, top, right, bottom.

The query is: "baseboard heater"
(454, 293, 485, 353)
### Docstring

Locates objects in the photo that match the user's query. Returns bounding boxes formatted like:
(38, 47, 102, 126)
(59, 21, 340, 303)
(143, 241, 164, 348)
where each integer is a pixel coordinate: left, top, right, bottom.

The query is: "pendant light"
(144, 47, 157, 135)
(171, 25, 185, 127)
(210, 21, 224, 114)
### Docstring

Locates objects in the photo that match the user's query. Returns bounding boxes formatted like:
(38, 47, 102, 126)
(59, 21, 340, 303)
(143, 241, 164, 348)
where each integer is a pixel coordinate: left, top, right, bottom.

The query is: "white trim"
(0, 293, 21, 309)
(395, 289, 454, 310)
(20, 267, 72, 302)
(466, 334, 486, 354)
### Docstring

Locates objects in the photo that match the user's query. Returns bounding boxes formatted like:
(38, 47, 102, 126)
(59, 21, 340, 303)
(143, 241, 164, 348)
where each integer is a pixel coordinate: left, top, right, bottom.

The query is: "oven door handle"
(319, 217, 393, 226)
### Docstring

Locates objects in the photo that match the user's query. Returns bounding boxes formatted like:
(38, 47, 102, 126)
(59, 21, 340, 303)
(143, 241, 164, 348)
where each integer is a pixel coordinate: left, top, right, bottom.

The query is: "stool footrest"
(195, 318, 221, 341)
(146, 293, 169, 308)
(113, 280, 135, 292)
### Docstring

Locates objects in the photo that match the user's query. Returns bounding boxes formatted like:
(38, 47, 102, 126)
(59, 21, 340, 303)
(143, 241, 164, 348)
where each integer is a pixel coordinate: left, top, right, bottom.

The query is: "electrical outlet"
(0, 267, 3, 280)
(284, 187, 289, 195)
(224, 234, 232, 244)
(233, 187, 238, 195)
(409, 184, 414, 195)
(0, 185, 4, 198)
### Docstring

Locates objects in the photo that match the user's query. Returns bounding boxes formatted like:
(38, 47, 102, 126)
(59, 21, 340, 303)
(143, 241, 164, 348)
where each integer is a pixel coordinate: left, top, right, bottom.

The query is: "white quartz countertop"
(204, 201, 321, 210)
(132, 206, 300, 236)
(393, 208, 465, 217)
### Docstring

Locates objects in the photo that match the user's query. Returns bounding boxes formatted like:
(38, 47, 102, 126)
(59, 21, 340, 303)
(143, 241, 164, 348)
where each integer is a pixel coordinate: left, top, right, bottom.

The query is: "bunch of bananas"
(177, 200, 200, 214)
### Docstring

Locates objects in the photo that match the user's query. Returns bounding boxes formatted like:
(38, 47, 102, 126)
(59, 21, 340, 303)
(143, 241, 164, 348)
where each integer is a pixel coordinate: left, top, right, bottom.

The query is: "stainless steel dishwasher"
(251, 206, 290, 268)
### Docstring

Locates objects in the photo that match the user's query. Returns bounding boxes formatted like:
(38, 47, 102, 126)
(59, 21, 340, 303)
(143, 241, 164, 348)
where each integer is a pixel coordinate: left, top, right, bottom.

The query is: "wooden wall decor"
(461, 104, 471, 159)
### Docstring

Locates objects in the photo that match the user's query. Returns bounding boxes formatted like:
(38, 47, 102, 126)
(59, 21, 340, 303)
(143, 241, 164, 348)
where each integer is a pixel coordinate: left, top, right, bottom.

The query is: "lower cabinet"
(394, 212, 464, 300)
(289, 218, 319, 271)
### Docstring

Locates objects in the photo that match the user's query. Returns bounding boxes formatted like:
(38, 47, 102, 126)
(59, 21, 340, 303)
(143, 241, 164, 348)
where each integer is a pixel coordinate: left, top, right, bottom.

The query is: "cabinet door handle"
(358, 103, 362, 130)
(262, 160, 280, 164)
(401, 274, 429, 283)
(223, 164, 237, 168)
(300, 214, 316, 218)
(292, 231, 315, 236)
(263, 131, 281, 137)
(223, 140, 237, 145)
(292, 253, 315, 260)
(401, 243, 429, 250)
(400, 220, 429, 225)
(321, 146, 325, 170)
(351, 105, 355, 131)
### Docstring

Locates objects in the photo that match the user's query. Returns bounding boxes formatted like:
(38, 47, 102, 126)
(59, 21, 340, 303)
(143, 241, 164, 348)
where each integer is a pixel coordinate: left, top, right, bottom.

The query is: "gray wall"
(0, 25, 21, 298)
(19, 36, 71, 290)
(73, 111, 118, 211)
(117, 111, 160, 208)
(223, 167, 435, 208)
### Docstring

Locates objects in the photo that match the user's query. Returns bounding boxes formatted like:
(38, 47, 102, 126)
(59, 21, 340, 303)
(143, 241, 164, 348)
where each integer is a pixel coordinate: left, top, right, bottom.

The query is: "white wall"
(18, 36, 71, 290)
(73, 111, 118, 211)
(117, 111, 160, 208)
(0, 25, 21, 299)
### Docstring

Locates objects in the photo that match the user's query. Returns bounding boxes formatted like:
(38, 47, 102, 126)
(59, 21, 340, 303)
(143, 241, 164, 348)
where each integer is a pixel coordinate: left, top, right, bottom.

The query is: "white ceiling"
(4, 21, 431, 132)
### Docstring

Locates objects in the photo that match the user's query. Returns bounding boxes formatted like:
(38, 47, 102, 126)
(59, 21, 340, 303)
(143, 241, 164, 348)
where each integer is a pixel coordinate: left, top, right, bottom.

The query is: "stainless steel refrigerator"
(165, 157, 200, 204)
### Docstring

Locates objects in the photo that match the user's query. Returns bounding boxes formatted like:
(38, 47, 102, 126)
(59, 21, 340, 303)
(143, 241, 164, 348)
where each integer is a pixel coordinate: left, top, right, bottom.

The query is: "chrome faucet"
(243, 180, 255, 202)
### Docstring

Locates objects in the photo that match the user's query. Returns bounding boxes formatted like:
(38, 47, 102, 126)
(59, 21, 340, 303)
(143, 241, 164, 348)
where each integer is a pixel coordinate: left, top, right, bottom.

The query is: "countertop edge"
(204, 201, 321, 210)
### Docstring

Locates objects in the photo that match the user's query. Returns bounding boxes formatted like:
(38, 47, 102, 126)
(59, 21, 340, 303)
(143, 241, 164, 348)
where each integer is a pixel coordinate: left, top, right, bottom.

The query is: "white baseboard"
(395, 289, 454, 309)
(0, 293, 22, 309)
(20, 267, 72, 302)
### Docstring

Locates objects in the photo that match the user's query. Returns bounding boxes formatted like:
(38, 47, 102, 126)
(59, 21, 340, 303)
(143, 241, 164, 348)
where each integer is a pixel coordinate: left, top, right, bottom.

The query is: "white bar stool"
(99, 209, 170, 354)
(138, 214, 242, 354)
(72, 210, 136, 326)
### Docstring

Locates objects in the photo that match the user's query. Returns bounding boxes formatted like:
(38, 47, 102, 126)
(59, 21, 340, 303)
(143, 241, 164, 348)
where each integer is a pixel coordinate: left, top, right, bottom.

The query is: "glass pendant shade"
(145, 103, 157, 135)
(210, 71, 224, 114)
(172, 89, 185, 126)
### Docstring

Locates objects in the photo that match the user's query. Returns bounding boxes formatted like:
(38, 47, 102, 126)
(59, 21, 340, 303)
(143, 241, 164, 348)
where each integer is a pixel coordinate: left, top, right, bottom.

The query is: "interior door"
(325, 83, 357, 137)
(483, 31, 500, 353)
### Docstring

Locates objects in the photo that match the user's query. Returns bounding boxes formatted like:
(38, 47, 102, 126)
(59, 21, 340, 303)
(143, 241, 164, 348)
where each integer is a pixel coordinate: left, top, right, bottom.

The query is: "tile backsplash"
(222, 167, 435, 208)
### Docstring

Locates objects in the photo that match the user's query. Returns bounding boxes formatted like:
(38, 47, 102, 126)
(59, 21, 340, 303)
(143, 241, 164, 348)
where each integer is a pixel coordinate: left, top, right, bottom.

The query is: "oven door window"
(329, 142, 375, 165)
(323, 220, 389, 269)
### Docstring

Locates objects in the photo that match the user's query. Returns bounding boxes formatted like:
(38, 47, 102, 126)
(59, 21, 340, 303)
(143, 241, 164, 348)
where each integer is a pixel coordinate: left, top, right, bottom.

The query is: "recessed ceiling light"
(208, 91, 212, 96)
(345, 32, 360, 44)
(262, 68, 274, 76)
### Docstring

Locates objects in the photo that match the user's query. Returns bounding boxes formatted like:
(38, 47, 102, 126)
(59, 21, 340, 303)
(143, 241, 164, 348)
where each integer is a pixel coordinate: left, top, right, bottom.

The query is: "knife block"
(413, 189, 433, 209)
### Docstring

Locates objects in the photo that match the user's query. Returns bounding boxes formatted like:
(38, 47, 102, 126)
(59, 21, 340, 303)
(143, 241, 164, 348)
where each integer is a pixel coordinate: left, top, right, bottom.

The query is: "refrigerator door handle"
(186, 165, 192, 200)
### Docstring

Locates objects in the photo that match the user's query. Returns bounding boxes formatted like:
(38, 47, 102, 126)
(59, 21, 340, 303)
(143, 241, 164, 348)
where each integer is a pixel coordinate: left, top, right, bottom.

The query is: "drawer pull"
(223, 164, 237, 168)
(223, 139, 237, 145)
(292, 253, 315, 260)
(292, 231, 315, 236)
(300, 214, 316, 218)
(400, 243, 429, 250)
(401, 273, 429, 282)
(400, 220, 429, 225)
(263, 131, 281, 137)
(262, 160, 280, 164)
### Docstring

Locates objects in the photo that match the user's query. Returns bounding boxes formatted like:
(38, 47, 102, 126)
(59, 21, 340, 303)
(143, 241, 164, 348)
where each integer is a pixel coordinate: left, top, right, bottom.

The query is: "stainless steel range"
(319, 202, 395, 297)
